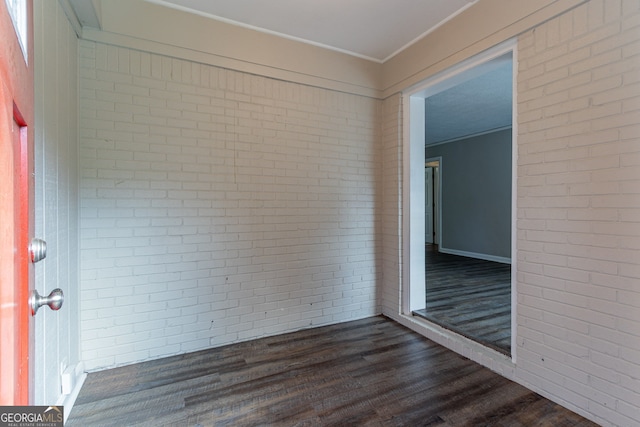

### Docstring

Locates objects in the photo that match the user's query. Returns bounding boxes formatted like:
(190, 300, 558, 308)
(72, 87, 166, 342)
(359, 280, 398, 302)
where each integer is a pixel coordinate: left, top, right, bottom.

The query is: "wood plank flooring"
(67, 316, 597, 426)
(414, 245, 511, 354)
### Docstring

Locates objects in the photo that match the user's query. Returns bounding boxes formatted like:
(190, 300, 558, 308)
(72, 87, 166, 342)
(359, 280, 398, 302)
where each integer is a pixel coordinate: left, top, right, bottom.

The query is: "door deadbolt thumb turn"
(30, 288, 64, 316)
(29, 238, 47, 263)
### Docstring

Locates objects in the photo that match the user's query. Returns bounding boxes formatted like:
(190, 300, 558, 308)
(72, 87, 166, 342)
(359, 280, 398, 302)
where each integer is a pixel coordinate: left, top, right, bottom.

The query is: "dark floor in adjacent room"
(67, 316, 597, 426)
(414, 244, 512, 354)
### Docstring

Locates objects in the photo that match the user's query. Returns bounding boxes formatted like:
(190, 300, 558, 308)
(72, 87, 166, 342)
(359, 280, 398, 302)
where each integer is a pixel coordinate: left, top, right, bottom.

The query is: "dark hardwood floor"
(414, 245, 511, 354)
(67, 316, 597, 426)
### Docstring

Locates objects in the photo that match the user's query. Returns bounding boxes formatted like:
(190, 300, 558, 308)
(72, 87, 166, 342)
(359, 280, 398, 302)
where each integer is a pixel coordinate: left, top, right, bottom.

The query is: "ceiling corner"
(63, 0, 102, 37)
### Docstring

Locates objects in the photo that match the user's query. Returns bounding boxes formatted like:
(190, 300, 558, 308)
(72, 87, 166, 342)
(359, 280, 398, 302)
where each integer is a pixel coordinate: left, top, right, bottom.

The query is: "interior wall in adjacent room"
(426, 129, 512, 260)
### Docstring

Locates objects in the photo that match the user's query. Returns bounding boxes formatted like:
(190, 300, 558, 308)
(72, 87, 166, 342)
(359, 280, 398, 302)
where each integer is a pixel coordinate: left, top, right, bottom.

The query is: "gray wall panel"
(426, 129, 512, 259)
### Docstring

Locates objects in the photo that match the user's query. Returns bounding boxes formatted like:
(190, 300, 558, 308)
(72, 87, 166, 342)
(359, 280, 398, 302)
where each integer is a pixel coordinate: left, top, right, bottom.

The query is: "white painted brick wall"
(381, 94, 403, 313)
(517, 1, 640, 425)
(79, 41, 381, 370)
(382, 2, 639, 426)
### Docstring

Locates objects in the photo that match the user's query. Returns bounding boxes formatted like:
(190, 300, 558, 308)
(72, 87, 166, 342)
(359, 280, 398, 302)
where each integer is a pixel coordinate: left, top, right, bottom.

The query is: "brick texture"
(79, 41, 381, 370)
(381, 94, 403, 314)
(517, 1, 640, 425)
(75, 2, 639, 426)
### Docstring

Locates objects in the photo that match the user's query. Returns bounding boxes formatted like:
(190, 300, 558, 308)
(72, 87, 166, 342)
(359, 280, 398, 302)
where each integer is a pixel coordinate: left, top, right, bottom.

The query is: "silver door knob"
(30, 288, 64, 316)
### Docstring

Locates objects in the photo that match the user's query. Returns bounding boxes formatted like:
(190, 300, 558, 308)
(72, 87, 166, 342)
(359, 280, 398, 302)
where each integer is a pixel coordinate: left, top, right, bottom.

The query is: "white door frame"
(401, 38, 518, 360)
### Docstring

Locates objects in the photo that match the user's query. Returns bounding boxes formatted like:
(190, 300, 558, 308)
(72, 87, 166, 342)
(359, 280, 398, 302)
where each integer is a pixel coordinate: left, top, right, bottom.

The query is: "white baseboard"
(438, 247, 511, 264)
(56, 362, 87, 423)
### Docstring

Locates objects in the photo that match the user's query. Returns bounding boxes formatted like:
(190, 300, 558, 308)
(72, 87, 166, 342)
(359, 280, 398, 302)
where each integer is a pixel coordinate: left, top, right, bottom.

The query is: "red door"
(0, 0, 34, 405)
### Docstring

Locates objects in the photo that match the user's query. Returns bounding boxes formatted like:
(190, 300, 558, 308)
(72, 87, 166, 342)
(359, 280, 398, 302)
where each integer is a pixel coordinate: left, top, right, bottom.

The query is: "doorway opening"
(402, 40, 517, 358)
(424, 158, 440, 246)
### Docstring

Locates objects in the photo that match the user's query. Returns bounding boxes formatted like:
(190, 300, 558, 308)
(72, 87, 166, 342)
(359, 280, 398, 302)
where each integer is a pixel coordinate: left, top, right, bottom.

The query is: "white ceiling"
(148, 0, 478, 62)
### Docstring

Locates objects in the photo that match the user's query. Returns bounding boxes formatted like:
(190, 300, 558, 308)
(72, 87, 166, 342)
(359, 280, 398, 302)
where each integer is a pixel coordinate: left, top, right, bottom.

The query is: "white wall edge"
(510, 39, 519, 366)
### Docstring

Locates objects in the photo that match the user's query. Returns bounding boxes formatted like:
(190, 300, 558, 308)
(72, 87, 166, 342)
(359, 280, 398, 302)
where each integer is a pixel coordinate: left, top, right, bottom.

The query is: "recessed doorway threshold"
(417, 244, 511, 356)
(412, 309, 509, 356)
